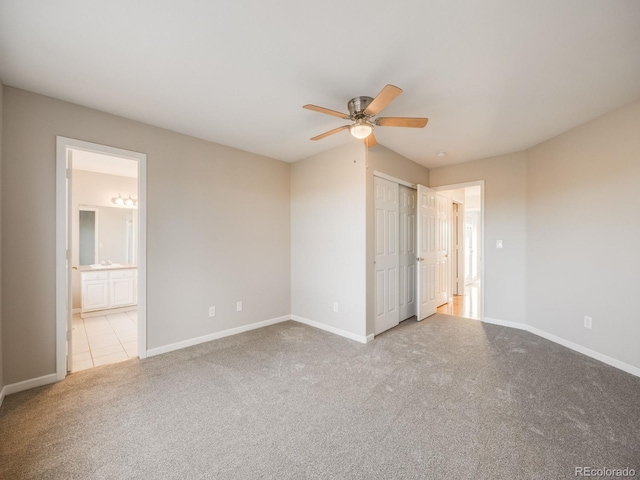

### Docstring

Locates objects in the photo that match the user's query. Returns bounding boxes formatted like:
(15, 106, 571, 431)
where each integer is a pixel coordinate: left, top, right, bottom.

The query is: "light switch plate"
(496, 240, 503, 249)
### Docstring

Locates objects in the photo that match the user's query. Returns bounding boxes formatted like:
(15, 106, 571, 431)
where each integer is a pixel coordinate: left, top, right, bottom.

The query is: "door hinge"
(66, 249, 71, 260)
(66, 168, 72, 179)
(66, 330, 72, 341)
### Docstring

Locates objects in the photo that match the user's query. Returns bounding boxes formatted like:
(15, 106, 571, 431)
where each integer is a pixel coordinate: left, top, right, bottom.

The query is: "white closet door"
(374, 176, 400, 335)
(399, 185, 416, 320)
(416, 185, 438, 320)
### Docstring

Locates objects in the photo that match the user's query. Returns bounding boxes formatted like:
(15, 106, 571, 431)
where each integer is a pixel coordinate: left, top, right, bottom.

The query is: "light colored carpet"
(1, 315, 639, 479)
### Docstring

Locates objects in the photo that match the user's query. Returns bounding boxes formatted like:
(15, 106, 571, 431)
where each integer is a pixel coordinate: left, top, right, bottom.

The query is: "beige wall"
(430, 100, 640, 370)
(367, 145, 430, 187)
(72, 169, 139, 308)
(72, 169, 138, 209)
(2, 82, 638, 388)
(0, 81, 4, 393)
(429, 152, 528, 324)
(526, 99, 640, 369)
(291, 142, 367, 338)
(2, 87, 291, 384)
(365, 145, 431, 335)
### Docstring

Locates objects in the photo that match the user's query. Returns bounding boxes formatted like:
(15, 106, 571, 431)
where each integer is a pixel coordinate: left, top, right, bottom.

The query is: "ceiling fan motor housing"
(348, 96, 374, 119)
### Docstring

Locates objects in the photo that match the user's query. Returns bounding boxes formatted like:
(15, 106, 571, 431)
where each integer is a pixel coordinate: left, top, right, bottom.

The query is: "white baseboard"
(148, 314, 372, 358)
(291, 315, 372, 344)
(482, 316, 527, 331)
(146, 315, 291, 357)
(526, 325, 640, 378)
(6, 314, 636, 405)
(1, 373, 58, 402)
(481, 316, 640, 378)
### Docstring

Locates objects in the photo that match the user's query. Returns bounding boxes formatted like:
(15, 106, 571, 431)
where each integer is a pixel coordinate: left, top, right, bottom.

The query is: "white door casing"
(436, 194, 450, 307)
(56, 136, 147, 381)
(416, 185, 438, 320)
(399, 185, 416, 320)
(374, 176, 400, 335)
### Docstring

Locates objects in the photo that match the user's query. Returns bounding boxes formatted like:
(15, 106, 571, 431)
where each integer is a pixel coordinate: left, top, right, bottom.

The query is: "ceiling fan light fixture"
(350, 120, 373, 139)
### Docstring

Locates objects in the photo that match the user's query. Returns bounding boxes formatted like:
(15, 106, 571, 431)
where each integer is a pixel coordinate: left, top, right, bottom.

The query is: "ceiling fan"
(303, 84, 428, 147)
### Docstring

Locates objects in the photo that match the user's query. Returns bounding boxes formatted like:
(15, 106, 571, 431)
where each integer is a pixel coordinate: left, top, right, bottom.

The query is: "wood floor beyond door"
(437, 281, 480, 319)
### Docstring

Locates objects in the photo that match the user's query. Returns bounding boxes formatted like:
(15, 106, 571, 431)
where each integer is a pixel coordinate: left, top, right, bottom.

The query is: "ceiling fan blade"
(303, 104, 351, 120)
(364, 84, 402, 116)
(310, 125, 350, 141)
(364, 133, 377, 148)
(375, 117, 429, 128)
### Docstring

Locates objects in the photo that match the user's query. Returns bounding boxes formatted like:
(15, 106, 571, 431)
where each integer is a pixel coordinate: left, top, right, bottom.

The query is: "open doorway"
(56, 137, 147, 380)
(434, 183, 483, 320)
(72, 151, 138, 371)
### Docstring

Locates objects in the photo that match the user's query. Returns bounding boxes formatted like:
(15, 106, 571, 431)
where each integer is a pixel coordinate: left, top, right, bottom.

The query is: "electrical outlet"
(208, 306, 216, 318)
(584, 316, 592, 329)
(236, 301, 243, 312)
(333, 302, 339, 313)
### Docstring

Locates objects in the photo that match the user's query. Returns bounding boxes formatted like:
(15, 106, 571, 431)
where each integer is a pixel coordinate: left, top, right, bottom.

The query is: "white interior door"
(436, 194, 450, 306)
(452, 202, 464, 296)
(374, 176, 400, 335)
(399, 185, 416, 320)
(66, 150, 74, 372)
(416, 185, 438, 320)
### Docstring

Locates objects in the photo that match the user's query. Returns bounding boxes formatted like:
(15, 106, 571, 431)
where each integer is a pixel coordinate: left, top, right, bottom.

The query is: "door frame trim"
(432, 181, 485, 320)
(55, 137, 148, 380)
(373, 171, 416, 189)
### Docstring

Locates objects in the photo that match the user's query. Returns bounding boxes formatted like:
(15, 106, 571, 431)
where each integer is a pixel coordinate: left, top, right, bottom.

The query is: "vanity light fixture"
(112, 194, 138, 208)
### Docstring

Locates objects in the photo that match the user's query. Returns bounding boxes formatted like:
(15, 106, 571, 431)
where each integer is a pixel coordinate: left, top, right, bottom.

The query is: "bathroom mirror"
(78, 206, 136, 265)
(79, 208, 98, 265)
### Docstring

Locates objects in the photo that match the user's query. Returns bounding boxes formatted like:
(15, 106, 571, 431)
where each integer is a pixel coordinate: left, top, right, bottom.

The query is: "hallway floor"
(437, 281, 481, 319)
(71, 310, 138, 372)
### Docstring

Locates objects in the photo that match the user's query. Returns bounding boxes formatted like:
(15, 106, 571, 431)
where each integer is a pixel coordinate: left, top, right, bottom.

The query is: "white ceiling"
(72, 149, 138, 178)
(1, 1, 639, 168)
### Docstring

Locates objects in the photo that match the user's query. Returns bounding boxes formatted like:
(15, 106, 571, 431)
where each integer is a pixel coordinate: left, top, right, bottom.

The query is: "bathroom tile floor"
(71, 310, 138, 372)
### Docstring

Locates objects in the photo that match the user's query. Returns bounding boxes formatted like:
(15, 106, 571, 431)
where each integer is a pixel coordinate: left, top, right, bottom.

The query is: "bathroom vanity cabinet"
(80, 266, 137, 317)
